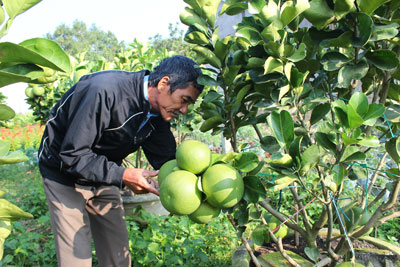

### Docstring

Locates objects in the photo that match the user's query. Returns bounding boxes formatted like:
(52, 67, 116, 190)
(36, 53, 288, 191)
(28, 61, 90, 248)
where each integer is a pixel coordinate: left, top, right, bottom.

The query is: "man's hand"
(122, 168, 159, 196)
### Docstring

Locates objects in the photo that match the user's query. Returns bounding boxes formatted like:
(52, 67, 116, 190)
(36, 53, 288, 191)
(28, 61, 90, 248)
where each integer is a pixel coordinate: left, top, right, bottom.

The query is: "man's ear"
(157, 76, 170, 92)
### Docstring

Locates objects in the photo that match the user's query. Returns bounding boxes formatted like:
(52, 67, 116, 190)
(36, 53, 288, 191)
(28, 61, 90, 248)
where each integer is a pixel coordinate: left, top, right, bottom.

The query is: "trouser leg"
(42, 178, 93, 267)
(78, 184, 131, 267)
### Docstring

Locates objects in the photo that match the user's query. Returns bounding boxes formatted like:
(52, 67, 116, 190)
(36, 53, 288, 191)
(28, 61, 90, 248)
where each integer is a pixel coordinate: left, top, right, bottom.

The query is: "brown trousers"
(42, 178, 131, 267)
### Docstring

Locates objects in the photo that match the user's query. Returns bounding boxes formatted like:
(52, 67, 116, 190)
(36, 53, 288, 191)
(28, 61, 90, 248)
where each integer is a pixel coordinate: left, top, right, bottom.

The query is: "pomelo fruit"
(158, 159, 179, 187)
(188, 201, 221, 224)
(176, 140, 211, 174)
(25, 87, 34, 99)
(32, 86, 45, 96)
(159, 170, 202, 215)
(202, 164, 244, 208)
(267, 217, 288, 239)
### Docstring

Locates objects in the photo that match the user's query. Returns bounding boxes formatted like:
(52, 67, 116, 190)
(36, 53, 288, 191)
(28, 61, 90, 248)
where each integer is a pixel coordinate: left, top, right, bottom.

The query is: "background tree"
(148, 22, 195, 57)
(45, 20, 124, 61)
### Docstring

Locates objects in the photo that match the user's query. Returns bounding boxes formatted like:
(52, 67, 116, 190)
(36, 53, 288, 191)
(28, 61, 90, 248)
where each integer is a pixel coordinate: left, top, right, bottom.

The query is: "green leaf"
(222, 65, 241, 85)
(199, 116, 224, 132)
(233, 84, 251, 109)
(193, 46, 221, 69)
(0, 150, 28, 165)
(334, 0, 355, 20)
(320, 31, 352, 48)
(321, 51, 351, 71)
(251, 225, 269, 245)
(184, 30, 210, 45)
(197, 74, 220, 87)
(386, 168, 400, 180)
(220, 2, 247, 16)
(248, 0, 266, 14)
(332, 164, 345, 186)
(340, 146, 366, 162)
(303, 0, 335, 29)
(349, 92, 369, 117)
(310, 103, 330, 125)
(267, 110, 294, 150)
(234, 152, 260, 173)
(280, 0, 310, 27)
(184, 0, 222, 27)
(371, 23, 399, 41)
(333, 100, 349, 128)
(264, 57, 284, 74)
(272, 175, 297, 191)
(0, 6, 5, 25)
(0, 140, 10, 157)
(0, 199, 33, 221)
(363, 103, 385, 126)
(236, 26, 263, 46)
(260, 136, 280, 154)
(338, 60, 369, 88)
(386, 137, 400, 163)
(365, 50, 399, 71)
(341, 133, 358, 146)
(315, 132, 337, 152)
(304, 247, 320, 263)
(356, 0, 390, 15)
(3, 0, 41, 19)
(180, 7, 210, 34)
(287, 43, 307, 62)
(0, 39, 71, 73)
(358, 136, 380, 147)
(0, 220, 11, 259)
(243, 175, 266, 203)
(300, 145, 320, 174)
(351, 13, 373, 47)
(0, 104, 15, 121)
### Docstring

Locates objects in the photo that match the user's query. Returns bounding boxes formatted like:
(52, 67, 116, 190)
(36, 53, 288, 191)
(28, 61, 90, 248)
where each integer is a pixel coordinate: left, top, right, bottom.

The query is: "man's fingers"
(143, 170, 159, 177)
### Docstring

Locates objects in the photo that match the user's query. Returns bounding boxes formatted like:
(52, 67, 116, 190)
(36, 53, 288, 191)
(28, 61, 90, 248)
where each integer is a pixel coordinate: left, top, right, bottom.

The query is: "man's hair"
(148, 55, 204, 93)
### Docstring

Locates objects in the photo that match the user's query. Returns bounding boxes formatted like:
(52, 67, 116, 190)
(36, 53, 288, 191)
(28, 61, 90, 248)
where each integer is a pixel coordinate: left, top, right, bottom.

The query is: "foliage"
(127, 208, 240, 266)
(0, 0, 72, 260)
(149, 22, 195, 58)
(45, 20, 124, 62)
(181, 0, 400, 265)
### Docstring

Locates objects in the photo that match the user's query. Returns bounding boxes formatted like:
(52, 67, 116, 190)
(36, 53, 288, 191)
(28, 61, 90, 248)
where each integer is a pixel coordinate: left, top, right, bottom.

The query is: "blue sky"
(1, 0, 188, 113)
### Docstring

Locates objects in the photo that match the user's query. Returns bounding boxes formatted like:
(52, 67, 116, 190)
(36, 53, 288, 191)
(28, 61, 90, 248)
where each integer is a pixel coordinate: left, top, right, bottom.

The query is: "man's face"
(157, 83, 200, 122)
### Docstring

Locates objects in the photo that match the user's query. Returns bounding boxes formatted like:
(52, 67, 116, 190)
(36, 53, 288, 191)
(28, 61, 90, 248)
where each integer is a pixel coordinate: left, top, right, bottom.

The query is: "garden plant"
(1, 0, 400, 266)
(179, 0, 400, 266)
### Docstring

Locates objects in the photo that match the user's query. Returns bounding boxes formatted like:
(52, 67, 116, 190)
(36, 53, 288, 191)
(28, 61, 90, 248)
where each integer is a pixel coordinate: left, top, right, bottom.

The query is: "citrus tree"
(0, 0, 71, 260)
(180, 0, 400, 265)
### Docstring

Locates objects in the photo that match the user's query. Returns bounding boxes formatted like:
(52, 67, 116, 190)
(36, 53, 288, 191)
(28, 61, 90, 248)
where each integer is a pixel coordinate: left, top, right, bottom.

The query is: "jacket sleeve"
(58, 80, 125, 187)
(142, 118, 176, 170)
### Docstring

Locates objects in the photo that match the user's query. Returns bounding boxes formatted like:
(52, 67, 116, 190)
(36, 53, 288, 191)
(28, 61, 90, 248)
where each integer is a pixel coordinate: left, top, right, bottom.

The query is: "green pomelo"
(268, 217, 288, 239)
(158, 159, 179, 187)
(160, 170, 202, 215)
(176, 140, 211, 174)
(32, 86, 45, 96)
(25, 87, 34, 99)
(188, 201, 221, 224)
(202, 164, 244, 208)
(336, 262, 365, 267)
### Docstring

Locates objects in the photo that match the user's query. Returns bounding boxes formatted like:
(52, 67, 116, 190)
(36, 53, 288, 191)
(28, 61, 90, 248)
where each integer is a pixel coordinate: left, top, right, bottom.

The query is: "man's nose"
(179, 104, 189, 114)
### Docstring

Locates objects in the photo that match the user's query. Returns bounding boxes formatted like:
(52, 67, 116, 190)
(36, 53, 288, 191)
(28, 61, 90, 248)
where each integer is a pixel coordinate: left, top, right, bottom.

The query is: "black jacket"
(38, 70, 176, 187)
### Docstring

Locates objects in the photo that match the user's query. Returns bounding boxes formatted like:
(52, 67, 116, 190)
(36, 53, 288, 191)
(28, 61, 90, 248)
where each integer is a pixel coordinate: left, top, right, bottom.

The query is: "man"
(38, 55, 204, 266)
